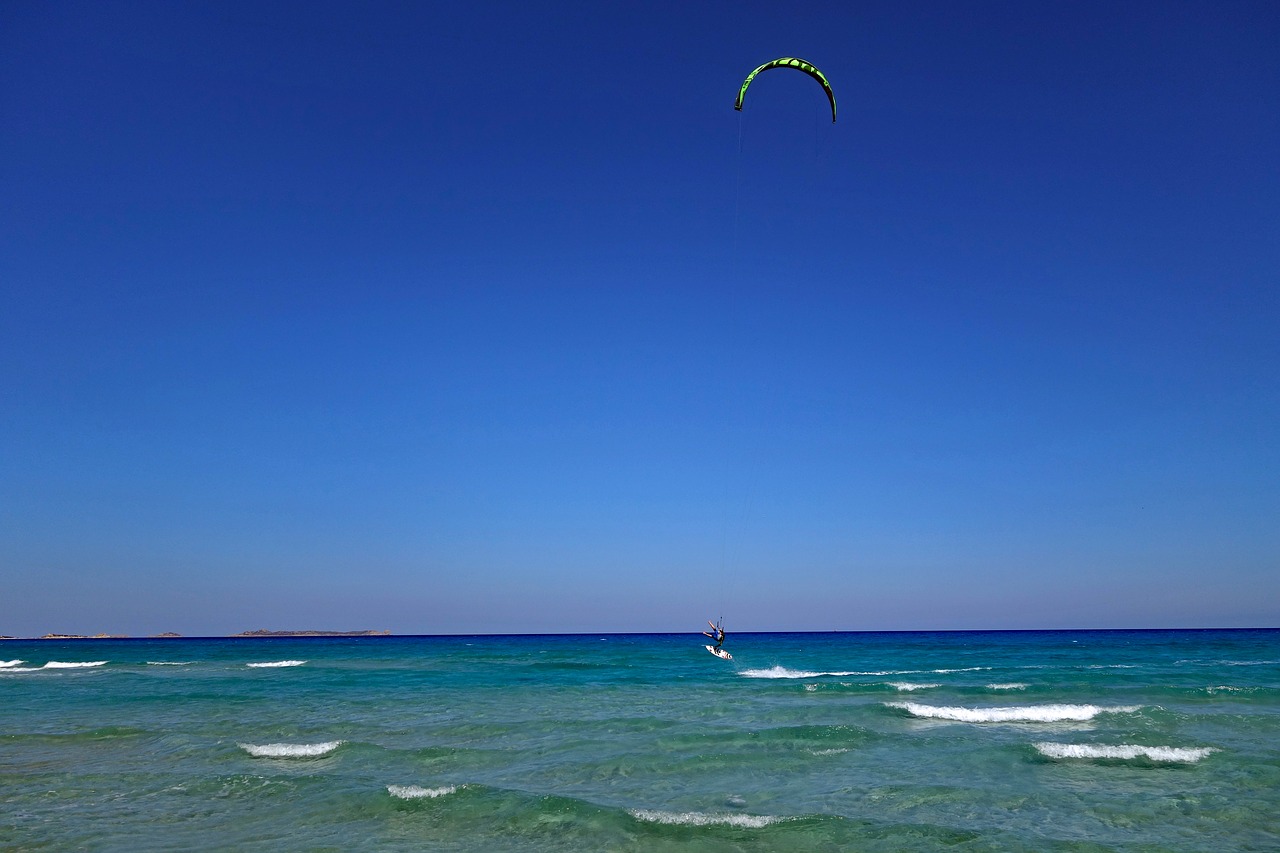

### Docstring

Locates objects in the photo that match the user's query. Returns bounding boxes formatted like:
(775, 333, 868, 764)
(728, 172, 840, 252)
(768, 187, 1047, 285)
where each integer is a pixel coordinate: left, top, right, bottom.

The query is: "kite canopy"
(734, 57, 836, 123)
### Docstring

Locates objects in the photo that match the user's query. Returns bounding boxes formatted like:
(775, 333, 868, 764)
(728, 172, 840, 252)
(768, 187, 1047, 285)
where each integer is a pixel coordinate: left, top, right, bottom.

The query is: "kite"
(734, 57, 836, 123)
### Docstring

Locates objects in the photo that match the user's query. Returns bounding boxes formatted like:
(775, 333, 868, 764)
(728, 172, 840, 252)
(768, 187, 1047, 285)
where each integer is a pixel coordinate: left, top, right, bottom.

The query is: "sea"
(1, 629, 1277, 851)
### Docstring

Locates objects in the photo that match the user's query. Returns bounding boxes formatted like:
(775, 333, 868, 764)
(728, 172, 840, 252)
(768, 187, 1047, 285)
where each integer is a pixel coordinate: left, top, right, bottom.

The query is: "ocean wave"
(246, 660, 306, 668)
(1224, 659, 1279, 666)
(742, 664, 996, 679)
(987, 683, 1028, 690)
(887, 682, 941, 692)
(2, 661, 107, 672)
(809, 748, 849, 756)
(1035, 742, 1217, 762)
(0, 660, 24, 668)
(387, 784, 459, 799)
(629, 809, 785, 828)
(887, 702, 1139, 723)
(741, 666, 917, 679)
(1202, 685, 1260, 695)
(239, 740, 343, 758)
(147, 661, 195, 666)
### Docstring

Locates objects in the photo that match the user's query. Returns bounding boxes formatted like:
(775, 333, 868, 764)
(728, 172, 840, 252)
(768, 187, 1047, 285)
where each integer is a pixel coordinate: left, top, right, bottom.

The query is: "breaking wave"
(888, 702, 1140, 723)
(246, 660, 306, 668)
(239, 740, 343, 758)
(887, 682, 940, 691)
(742, 665, 992, 679)
(387, 784, 459, 799)
(987, 683, 1028, 690)
(0, 660, 24, 668)
(1035, 742, 1217, 762)
(630, 809, 786, 828)
(1197, 685, 1274, 696)
(2, 661, 107, 672)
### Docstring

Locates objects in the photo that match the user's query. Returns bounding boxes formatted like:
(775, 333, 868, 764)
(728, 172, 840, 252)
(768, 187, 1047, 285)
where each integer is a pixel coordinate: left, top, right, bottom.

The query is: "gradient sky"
(3, 0, 1277, 636)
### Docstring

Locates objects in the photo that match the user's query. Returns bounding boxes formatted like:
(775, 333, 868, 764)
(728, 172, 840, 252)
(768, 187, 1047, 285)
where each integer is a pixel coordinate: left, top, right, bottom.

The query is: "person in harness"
(702, 619, 726, 649)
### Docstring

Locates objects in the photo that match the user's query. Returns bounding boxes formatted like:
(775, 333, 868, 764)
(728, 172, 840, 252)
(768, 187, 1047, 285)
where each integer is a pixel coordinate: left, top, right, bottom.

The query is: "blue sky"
(3, 0, 1277, 636)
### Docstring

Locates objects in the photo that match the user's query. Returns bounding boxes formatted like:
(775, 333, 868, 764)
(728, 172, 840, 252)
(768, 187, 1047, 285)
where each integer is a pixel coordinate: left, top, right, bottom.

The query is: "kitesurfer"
(703, 619, 726, 649)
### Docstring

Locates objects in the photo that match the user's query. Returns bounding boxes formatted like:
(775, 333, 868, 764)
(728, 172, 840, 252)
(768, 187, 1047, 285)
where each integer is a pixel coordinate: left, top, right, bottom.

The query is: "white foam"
(0, 660, 24, 668)
(743, 664, 997, 679)
(42, 661, 107, 668)
(888, 702, 1140, 723)
(740, 666, 871, 679)
(246, 660, 306, 668)
(742, 666, 821, 679)
(147, 661, 194, 666)
(629, 809, 785, 828)
(987, 683, 1028, 690)
(387, 784, 458, 799)
(239, 740, 342, 758)
(810, 748, 849, 756)
(0, 667, 42, 673)
(888, 682, 940, 691)
(1035, 742, 1217, 762)
(1224, 659, 1279, 666)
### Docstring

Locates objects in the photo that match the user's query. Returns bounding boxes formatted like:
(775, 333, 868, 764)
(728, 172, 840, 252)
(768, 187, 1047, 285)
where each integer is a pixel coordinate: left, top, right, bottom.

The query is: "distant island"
(231, 629, 391, 637)
(35, 633, 130, 639)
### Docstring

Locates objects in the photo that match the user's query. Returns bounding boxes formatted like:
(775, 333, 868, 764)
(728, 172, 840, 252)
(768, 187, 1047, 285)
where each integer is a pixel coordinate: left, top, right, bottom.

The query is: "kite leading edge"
(734, 57, 836, 123)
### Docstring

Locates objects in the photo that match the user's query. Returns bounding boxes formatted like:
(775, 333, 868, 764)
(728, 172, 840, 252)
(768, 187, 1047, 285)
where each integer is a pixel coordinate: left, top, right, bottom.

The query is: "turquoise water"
(2, 630, 1277, 851)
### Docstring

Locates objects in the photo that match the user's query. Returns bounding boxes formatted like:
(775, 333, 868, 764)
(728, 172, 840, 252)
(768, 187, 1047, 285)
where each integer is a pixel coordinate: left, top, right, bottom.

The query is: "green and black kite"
(734, 57, 836, 123)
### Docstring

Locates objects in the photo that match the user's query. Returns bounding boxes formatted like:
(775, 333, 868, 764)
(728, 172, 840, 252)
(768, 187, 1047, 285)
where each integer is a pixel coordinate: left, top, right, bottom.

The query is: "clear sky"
(3, 1, 1277, 636)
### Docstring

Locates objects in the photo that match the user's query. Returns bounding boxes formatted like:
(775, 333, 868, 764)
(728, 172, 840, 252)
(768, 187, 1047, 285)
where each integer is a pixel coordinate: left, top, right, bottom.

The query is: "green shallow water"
(1, 630, 1277, 851)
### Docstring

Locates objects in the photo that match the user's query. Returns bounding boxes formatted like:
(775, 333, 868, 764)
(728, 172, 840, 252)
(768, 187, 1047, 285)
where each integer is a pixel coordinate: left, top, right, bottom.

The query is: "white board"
(705, 645, 732, 660)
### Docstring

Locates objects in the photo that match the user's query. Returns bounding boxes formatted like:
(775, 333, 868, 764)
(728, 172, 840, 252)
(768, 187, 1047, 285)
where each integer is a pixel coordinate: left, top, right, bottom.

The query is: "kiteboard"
(705, 645, 732, 661)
